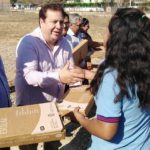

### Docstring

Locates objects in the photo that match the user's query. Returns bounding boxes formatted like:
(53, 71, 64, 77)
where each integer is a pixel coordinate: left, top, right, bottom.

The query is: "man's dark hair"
(64, 11, 69, 20)
(39, 3, 65, 22)
(81, 18, 89, 26)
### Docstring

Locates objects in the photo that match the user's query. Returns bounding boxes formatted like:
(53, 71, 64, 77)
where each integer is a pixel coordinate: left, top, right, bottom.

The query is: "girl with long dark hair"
(74, 8, 150, 149)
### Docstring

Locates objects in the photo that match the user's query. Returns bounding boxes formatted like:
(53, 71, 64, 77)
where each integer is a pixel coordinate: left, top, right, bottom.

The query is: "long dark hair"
(90, 8, 150, 107)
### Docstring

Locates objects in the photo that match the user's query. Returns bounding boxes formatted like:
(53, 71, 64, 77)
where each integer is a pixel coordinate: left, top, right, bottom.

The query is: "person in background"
(62, 12, 70, 36)
(78, 17, 103, 51)
(74, 8, 150, 150)
(0, 56, 11, 150)
(15, 3, 84, 150)
(66, 13, 82, 48)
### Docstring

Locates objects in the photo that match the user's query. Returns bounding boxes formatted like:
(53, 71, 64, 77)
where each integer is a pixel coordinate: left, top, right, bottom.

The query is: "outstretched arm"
(59, 63, 85, 84)
(74, 71, 122, 141)
(74, 107, 118, 140)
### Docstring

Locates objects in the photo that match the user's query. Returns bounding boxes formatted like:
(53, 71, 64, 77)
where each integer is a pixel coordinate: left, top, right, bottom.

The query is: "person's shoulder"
(60, 36, 72, 49)
(60, 36, 69, 44)
(19, 34, 34, 44)
(20, 27, 40, 43)
(103, 68, 118, 81)
(65, 34, 71, 40)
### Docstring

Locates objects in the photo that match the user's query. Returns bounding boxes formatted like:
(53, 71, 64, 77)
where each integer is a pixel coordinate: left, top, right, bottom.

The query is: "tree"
(10, 0, 17, 5)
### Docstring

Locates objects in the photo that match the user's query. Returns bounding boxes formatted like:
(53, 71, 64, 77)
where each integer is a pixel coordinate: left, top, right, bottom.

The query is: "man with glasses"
(66, 13, 82, 48)
(62, 12, 70, 36)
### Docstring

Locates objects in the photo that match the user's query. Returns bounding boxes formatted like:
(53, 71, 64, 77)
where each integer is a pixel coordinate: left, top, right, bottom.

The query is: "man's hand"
(59, 63, 85, 84)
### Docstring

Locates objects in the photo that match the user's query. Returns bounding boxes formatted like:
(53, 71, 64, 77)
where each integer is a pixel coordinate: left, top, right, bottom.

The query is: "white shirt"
(65, 28, 80, 48)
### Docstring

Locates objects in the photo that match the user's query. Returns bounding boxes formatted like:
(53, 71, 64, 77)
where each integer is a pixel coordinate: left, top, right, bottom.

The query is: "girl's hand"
(73, 107, 86, 122)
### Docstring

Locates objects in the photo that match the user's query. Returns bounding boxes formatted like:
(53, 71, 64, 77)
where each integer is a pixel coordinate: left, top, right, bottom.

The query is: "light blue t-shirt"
(89, 69, 150, 150)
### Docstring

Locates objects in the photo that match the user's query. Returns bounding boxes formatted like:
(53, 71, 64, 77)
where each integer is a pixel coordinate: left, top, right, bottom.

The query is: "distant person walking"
(78, 17, 103, 51)
(62, 12, 70, 36)
(74, 8, 150, 150)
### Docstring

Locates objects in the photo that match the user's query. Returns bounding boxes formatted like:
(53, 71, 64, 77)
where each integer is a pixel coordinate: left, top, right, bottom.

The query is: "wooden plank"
(72, 39, 88, 66)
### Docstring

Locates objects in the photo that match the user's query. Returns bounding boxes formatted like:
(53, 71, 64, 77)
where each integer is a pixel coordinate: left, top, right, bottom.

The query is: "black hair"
(90, 8, 150, 107)
(64, 11, 69, 20)
(81, 18, 89, 26)
(39, 3, 65, 24)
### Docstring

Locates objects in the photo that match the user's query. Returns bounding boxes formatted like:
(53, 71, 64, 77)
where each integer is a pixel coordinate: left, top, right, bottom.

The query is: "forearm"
(24, 70, 60, 87)
(84, 69, 95, 80)
(78, 117, 118, 140)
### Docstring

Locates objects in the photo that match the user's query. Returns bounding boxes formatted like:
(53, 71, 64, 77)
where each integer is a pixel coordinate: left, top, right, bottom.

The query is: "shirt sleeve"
(16, 36, 61, 88)
(0, 57, 11, 107)
(95, 70, 122, 122)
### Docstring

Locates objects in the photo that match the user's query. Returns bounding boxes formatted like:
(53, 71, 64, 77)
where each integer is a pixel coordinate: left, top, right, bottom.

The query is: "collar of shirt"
(30, 27, 65, 55)
(67, 28, 76, 36)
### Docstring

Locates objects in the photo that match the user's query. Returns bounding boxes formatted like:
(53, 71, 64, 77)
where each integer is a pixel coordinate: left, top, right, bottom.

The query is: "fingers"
(64, 62, 70, 69)
(74, 106, 80, 112)
(70, 68, 85, 78)
(59, 64, 85, 84)
(65, 78, 82, 84)
(70, 78, 82, 84)
(73, 107, 85, 122)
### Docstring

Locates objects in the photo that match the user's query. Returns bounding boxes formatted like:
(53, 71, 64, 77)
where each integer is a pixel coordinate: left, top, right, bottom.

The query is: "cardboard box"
(57, 85, 94, 116)
(72, 39, 88, 66)
(0, 102, 65, 148)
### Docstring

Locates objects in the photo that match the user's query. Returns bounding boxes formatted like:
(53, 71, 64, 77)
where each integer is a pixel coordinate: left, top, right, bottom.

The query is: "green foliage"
(74, 0, 80, 2)
(10, 0, 17, 4)
(38, 0, 65, 4)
